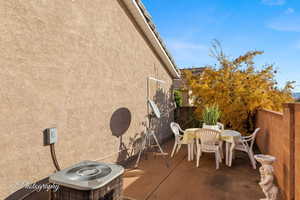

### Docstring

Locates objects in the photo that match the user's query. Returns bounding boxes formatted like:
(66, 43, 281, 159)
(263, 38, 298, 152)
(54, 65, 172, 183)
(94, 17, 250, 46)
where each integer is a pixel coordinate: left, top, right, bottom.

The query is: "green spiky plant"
(202, 105, 221, 126)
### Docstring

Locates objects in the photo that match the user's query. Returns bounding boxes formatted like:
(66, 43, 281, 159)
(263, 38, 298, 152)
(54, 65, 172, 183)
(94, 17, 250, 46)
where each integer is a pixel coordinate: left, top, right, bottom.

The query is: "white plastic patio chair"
(170, 122, 193, 161)
(196, 128, 222, 169)
(202, 122, 225, 159)
(217, 122, 225, 159)
(217, 122, 224, 131)
(232, 128, 260, 169)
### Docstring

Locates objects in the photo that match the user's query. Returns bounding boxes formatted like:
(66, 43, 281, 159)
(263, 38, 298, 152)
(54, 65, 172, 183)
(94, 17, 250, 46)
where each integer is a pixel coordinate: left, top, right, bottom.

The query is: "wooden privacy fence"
(174, 107, 201, 129)
(256, 103, 300, 200)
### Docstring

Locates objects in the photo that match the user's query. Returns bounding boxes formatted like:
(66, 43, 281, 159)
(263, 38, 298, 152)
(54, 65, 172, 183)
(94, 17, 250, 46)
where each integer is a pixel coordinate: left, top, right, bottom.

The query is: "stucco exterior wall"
(0, 0, 174, 198)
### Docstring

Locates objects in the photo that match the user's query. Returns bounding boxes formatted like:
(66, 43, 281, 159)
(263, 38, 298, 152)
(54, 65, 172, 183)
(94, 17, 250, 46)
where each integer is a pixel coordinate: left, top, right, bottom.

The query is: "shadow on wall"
(151, 87, 174, 142)
(109, 87, 174, 165)
(110, 107, 132, 138)
(110, 106, 159, 166)
(109, 107, 145, 164)
(110, 107, 132, 163)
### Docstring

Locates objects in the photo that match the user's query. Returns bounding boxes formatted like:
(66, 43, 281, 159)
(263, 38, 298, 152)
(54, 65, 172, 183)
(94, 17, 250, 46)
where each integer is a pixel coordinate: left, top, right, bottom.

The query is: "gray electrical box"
(43, 127, 57, 145)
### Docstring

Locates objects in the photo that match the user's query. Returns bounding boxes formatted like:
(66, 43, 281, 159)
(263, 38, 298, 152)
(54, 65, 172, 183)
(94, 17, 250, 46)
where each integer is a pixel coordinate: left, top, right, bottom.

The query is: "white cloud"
(261, 0, 285, 6)
(268, 15, 300, 32)
(167, 40, 206, 51)
(165, 39, 210, 67)
(285, 8, 295, 14)
(294, 82, 300, 92)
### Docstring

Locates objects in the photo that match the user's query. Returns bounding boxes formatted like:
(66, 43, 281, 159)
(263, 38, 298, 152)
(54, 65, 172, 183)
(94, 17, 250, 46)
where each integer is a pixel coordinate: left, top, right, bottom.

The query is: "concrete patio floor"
(6, 140, 264, 200)
(123, 140, 264, 200)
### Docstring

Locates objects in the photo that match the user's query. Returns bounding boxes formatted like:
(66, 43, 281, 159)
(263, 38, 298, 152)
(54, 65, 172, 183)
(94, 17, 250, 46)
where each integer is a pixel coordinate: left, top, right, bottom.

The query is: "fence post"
(283, 103, 295, 200)
(294, 104, 300, 200)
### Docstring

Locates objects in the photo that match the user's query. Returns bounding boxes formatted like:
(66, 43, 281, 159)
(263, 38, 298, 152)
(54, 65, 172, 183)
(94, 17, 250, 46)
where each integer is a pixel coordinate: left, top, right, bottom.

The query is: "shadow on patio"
(123, 140, 264, 200)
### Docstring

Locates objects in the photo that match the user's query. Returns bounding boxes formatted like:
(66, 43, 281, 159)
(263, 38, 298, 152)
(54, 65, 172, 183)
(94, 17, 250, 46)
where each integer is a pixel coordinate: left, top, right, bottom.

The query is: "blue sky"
(142, 0, 300, 91)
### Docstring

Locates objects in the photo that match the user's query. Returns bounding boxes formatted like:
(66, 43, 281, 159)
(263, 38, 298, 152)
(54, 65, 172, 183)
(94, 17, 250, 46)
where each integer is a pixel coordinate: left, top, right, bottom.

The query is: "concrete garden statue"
(254, 154, 278, 200)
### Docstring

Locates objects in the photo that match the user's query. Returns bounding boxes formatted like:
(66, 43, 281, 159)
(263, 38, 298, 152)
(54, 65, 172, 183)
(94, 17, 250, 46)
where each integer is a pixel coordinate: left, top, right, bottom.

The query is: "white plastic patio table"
(221, 130, 242, 166)
(181, 128, 199, 161)
(181, 128, 201, 144)
(182, 128, 242, 167)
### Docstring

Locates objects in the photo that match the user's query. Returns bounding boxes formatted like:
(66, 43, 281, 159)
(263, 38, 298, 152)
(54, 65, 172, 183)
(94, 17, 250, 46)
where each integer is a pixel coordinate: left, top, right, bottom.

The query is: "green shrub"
(174, 90, 183, 107)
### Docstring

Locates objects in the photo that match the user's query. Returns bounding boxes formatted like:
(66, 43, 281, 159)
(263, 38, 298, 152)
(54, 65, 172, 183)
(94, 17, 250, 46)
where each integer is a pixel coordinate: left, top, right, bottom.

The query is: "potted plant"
(202, 105, 221, 130)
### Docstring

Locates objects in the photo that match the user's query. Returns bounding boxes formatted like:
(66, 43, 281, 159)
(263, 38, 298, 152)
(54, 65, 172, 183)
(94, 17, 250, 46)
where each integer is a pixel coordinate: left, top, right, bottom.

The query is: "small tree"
(183, 40, 294, 133)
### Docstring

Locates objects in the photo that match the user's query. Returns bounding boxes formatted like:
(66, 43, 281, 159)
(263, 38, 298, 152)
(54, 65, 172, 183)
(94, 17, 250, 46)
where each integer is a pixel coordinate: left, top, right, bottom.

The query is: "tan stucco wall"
(0, 0, 174, 198)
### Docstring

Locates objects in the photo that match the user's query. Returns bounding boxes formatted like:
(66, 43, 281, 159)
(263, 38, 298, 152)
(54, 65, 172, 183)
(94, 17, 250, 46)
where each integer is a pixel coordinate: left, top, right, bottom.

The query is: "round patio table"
(182, 128, 241, 166)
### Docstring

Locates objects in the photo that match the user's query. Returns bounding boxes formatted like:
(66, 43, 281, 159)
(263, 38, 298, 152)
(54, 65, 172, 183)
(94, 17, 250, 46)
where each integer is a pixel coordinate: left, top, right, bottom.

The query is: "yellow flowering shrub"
(182, 42, 294, 133)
